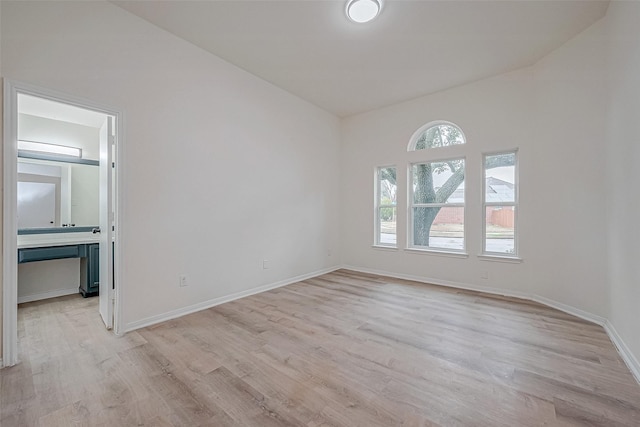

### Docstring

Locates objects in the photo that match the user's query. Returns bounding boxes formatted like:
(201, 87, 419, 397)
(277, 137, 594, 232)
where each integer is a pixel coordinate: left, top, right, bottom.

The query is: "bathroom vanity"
(16, 149, 101, 302)
(18, 230, 101, 298)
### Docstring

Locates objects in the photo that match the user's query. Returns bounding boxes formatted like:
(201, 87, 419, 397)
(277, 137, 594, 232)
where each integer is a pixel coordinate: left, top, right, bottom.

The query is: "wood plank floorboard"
(2, 269, 639, 426)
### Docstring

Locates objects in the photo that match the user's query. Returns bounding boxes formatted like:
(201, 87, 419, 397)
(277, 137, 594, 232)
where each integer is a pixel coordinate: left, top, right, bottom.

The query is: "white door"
(99, 116, 115, 329)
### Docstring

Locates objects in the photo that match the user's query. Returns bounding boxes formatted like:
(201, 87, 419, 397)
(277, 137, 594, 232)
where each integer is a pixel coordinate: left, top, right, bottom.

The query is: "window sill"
(371, 245, 398, 251)
(478, 254, 523, 263)
(405, 248, 469, 259)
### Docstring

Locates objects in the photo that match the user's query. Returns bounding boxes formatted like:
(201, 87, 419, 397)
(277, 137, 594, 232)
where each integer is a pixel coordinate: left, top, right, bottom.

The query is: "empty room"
(1, 0, 639, 425)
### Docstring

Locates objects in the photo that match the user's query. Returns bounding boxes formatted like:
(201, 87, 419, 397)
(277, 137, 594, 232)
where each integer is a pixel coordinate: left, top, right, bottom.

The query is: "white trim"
(482, 150, 519, 257)
(536, 293, 639, 384)
(340, 264, 639, 385)
(17, 288, 79, 304)
(2, 79, 125, 366)
(477, 254, 523, 263)
(371, 245, 398, 251)
(123, 266, 341, 333)
(412, 202, 465, 208)
(374, 165, 397, 247)
(408, 157, 467, 253)
(3, 79, 19, 367)
(113, 109, 125, 336)
(409, 156, 467, 169)
(604, 321, 640, 385)
(485, 202, 517, 207)
(531, 294, 607, 326)
(407, 120, 467, 152)
(404, 248, 469, 259)
(342, 264, 529, 299)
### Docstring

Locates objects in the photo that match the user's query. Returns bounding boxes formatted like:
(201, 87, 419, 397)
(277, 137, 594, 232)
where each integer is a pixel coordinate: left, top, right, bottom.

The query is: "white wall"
(1, 1, 342, 329)
(70, 164, 99, 226)
(529, 18, 609, 317)
(604, 0, 640, 369)
(341, 17, 610, 318)
(18, 259, 80, 303)
(341, 68, 538, 295)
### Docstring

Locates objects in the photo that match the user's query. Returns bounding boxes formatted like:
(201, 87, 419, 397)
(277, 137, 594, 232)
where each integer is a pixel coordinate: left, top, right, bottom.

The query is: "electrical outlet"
(481, 271, 489, 280)
(179, 274, 188, 287)
(263, 260, 270, 270)
(327, 249, 332, 257)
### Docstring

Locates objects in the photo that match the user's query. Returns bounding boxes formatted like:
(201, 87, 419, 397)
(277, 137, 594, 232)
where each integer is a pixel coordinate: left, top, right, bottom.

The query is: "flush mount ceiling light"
(346, 0, 382, 23)
(18, 140, 82, 158)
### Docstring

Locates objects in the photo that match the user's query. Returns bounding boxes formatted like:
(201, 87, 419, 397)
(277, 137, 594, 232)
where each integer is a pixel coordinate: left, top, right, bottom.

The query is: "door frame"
(2, 79, 125, 367)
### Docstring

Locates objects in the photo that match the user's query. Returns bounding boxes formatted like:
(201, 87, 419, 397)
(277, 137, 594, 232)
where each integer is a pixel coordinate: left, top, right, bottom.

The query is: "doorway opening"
(3, 80, 123, 367)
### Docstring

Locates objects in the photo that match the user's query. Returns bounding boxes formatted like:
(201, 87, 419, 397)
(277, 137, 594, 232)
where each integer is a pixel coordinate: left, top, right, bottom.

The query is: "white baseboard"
(124, 266, 341, 333)
(531, 295, 607, 326)
(340, 264, 640, 385)
(604, 320, 640, 384)
(341, 264, 531, 301)
(18, 287, 78, 304)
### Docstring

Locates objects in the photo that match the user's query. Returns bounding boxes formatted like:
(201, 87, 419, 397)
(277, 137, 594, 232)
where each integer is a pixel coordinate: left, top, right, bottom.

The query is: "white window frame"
(374, 165, 397, 248)
(407, 120, 467, 151)
(408, 157, 466, 254)
(482, 150, 519, 258)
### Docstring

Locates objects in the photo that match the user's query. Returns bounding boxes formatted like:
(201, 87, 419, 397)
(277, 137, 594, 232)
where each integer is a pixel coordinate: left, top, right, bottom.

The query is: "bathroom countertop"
(17, 232, 101, 249)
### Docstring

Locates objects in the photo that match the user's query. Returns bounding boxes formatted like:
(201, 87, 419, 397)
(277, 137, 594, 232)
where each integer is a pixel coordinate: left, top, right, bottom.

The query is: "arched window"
(373, 119, 519, 259)
(407, 120, 466, 252)
(408, 121, 466, 151)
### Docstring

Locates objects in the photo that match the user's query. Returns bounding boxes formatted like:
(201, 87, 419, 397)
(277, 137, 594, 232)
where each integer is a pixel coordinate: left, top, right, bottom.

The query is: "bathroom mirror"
(17, 154, 99, 233)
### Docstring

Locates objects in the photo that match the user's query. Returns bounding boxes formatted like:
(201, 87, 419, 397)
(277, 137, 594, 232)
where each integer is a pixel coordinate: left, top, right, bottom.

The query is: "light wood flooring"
(2, 269, 640, 426)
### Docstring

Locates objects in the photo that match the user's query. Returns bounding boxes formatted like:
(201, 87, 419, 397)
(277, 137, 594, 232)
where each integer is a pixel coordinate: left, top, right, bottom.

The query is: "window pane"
(413, 123, 465, 150)
(379, 207, 396, 245)
(485, 206, 515, 254)
(413, 206, 464, 250)
(485, 153, 516, 203)
(412, 160, 465, 204)
(378, 167, 397, 206)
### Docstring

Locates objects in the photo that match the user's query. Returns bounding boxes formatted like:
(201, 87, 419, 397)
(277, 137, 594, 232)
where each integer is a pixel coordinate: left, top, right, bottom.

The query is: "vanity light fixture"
(18, 140, 82, 158)
(346, 0, 382, 23)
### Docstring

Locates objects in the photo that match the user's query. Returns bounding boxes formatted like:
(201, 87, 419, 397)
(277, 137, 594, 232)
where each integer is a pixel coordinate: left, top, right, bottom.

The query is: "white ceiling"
(18, 94, 107, 129)
(112, 0, 609, 117)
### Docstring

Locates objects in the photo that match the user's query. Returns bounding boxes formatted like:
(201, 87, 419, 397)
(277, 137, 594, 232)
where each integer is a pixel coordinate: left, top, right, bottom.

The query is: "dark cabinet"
(18, 245, 80, 263)
(79, 243, 100, 297)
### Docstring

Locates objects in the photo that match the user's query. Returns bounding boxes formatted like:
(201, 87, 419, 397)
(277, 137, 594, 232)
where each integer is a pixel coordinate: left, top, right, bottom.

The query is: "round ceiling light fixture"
(346, 0, 382, 23)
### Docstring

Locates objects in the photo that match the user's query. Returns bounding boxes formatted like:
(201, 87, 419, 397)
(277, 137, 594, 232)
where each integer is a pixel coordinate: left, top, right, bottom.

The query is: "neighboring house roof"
(486, 176, 514, 189)
(486, 177, 515, 203)
(436, 176, 514, 204)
